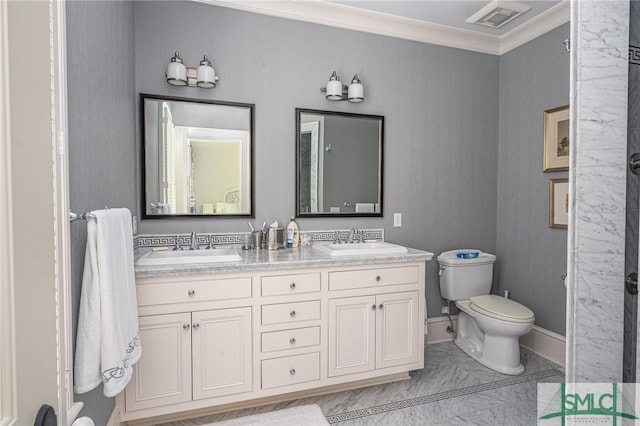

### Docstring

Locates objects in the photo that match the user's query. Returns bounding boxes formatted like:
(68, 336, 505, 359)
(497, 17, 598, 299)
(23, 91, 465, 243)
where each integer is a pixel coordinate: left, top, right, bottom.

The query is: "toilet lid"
(470, 295, 534, 323)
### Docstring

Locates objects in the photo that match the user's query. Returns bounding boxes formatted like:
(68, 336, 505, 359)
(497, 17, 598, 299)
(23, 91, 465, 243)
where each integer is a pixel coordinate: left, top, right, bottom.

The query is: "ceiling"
(326, 1, 562, 36)
(200, 0, 570, 55)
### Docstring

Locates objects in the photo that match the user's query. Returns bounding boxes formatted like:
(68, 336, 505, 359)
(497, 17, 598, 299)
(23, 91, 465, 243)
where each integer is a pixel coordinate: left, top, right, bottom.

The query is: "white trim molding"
(520, 325, 566, 368)
(50, 0, 81, 424)
(426, 315, 458, 344)
(499, 0, 570, 55)
(0, 0, 17, 423)
(197, 0, 569, 56)
(427, 316, 565, 368)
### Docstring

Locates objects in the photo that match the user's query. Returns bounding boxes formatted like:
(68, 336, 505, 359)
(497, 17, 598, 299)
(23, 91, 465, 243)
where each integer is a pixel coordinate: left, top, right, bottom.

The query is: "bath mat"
(205, 404, 328, 425)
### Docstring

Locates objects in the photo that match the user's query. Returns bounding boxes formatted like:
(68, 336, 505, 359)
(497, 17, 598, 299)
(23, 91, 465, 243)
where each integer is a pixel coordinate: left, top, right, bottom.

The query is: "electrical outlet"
(393, 213, 402, 227)
(442, 306, 449, 314)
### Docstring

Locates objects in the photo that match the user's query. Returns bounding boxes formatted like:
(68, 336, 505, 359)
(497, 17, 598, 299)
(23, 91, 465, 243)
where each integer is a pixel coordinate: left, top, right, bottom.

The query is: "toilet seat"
(469, 295, 534, 323)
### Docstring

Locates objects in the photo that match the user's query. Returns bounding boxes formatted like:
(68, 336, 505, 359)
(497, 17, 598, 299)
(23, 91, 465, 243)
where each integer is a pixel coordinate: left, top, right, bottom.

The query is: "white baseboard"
(426, 315, 458, 344)
(520, 325, 566, 367)
(426, 316, 565, 367)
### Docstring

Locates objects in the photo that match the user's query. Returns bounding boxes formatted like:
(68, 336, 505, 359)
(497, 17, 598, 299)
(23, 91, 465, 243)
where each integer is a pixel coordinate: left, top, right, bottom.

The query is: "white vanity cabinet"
(327, 265, 421, 377)
(120, 259, 427, 424)
(124, 275, 253, 415)
(125, 307, 252, 412)
(328, 291, 419, 377)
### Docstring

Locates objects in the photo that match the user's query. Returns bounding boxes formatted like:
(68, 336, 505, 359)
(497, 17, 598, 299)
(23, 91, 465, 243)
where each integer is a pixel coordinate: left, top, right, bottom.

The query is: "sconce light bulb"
(326, 71, 344, 100)
(348, 74, 364, 103)
(197, 54, 217, 88)
(166, 51, 187, 86)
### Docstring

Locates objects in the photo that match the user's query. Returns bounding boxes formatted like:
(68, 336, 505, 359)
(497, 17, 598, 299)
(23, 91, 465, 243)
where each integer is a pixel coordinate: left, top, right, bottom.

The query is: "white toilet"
(437, 249, 535, 375)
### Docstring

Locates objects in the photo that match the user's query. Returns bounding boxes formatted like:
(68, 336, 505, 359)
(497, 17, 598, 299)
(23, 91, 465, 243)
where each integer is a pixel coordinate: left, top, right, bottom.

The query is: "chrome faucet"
(207, 235, 216, 250)
(190, 232, 199, 250)
(347, 227, 359, 244)
(172, 235, 182, 250)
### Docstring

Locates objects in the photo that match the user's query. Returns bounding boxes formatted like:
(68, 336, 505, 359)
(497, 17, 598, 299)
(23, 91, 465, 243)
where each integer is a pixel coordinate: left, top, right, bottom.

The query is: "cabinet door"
(192, 307, 252, 400)
(375, 291, 419, 369)
(125, 313, 192, 411)
(328, 296, 376, 377)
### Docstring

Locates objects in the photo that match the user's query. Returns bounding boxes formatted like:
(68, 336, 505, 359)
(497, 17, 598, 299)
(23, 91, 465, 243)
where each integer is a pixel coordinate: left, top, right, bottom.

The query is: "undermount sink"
(315, 241, 408, 257)
(136, 247, 242, 266)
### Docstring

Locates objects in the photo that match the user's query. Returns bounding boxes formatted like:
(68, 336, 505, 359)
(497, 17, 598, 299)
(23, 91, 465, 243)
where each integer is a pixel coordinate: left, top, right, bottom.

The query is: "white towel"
(74, 208, 141, 397)
(355, 203, 375, 213)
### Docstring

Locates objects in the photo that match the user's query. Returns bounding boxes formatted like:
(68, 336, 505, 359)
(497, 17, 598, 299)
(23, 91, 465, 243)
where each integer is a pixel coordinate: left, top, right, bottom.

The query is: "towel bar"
(69, 211, 96, 222)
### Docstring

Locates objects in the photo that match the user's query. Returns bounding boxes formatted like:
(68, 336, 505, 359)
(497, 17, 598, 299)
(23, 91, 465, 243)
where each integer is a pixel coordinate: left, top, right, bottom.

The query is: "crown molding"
(499, 0, 570, 55)
(196, 0, 570, 56)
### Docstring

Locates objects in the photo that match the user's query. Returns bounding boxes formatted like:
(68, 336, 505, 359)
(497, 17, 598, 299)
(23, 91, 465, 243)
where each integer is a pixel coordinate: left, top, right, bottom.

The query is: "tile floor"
(161, 342, 563, 426)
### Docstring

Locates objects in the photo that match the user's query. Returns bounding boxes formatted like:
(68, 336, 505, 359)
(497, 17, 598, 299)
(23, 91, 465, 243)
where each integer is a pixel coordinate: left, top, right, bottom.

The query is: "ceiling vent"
(466, 0, 532, 28)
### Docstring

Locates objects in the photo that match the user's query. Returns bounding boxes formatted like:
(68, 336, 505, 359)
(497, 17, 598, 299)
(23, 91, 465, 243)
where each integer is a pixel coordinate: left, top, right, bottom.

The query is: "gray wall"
(496, 24, 570, 335)
(66, 1, 136, 423)
(134, 1, 500, 320)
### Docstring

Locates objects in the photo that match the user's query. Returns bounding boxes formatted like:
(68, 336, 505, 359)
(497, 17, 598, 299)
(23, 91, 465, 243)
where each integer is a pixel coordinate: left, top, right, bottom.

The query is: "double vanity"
(117, 240, 433, 424)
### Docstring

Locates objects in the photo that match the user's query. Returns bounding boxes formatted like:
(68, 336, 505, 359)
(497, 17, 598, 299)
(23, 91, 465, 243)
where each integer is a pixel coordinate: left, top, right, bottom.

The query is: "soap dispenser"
(286, 217, 299, 248)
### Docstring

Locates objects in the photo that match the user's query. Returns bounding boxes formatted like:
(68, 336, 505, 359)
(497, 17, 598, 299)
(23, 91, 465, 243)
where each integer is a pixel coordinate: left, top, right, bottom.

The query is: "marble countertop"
(134, 244, 434, 279)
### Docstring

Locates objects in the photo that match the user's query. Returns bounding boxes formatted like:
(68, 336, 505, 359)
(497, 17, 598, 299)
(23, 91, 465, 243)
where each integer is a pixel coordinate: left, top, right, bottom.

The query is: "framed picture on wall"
(543, 105, 570, 172)
(549, 178, 569, 229)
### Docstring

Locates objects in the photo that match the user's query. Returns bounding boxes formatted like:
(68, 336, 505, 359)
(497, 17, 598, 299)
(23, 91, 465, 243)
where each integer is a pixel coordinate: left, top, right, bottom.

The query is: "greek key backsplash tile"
(306, 229, 384, 242)
(133, 229, 385, 249)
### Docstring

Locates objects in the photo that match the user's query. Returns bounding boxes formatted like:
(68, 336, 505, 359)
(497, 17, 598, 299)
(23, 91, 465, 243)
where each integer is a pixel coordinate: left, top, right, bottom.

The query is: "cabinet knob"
(192, 322, 200, 330)
(371, 304, 376, 310)
(289, 310, 296, 317)
(289, 338, 296, 344)
(183, 323, 190, 330)
(188, 289, 195, 296)
(378, 303, 384, 310)
(289, 369, 296, 376)
(289, 282, 296, 289)
(375, 275, 381, 282)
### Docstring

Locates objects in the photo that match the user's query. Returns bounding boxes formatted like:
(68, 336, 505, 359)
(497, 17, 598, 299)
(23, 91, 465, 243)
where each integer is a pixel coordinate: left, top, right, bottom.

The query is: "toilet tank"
(437, 249, 496, 301)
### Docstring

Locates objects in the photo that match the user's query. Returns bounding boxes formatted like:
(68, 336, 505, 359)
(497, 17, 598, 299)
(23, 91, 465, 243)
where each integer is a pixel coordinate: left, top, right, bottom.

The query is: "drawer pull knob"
(192, 322, 200, 330)
(289, 338, 296, 344)
(375, 275, 381, 282)
(289, 310, 296, 317)
(289, 282, 296, 289)
(188, 289, 195, 296)
(183, 323, 190, 330)
(289, 369, 296, 376)
(371, 304, 376, 310)
(378, 304, 384, 310)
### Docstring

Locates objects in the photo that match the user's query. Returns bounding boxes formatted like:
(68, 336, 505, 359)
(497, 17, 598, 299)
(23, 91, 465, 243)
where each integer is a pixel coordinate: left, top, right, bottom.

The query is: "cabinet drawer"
(137, 277, 252, 306)
(261, 273, 320, 297)
(261, 352, 320, 389)
(261, 326, 320, 353)
(329, 265, 419, 291)
(261, 300, 320, 325)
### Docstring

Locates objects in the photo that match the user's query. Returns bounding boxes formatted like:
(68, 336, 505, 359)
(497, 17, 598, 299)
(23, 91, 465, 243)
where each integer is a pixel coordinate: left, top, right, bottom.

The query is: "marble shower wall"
(566, 0, 629, 383)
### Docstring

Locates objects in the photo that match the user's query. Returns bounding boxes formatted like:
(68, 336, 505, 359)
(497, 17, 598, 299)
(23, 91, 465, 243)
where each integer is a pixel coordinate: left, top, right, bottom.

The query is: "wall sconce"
(321, 71, 364, 103)
(166, 51, 219, 88)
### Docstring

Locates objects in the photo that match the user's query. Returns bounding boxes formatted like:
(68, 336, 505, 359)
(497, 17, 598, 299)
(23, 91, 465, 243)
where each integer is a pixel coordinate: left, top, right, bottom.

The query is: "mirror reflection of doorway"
(299, 121, 322, 213)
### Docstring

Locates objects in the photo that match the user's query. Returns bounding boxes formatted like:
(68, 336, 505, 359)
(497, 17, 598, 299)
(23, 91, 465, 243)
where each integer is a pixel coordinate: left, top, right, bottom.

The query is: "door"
(328, 296, 376, 377)
(126, 313, 192, 411)
(192, 307, 252, 400)
(375, 291, 419, 369)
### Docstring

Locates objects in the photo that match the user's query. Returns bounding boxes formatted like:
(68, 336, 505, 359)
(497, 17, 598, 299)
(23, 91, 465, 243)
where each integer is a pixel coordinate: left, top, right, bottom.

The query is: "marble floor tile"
(159, 342, 563, 426)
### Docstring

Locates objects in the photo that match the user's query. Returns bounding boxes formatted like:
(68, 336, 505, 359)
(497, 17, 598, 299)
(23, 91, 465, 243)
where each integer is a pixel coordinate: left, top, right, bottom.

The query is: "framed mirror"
(141, 94, 254, 218)
(296, 108, 383, 217)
